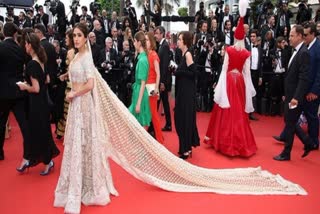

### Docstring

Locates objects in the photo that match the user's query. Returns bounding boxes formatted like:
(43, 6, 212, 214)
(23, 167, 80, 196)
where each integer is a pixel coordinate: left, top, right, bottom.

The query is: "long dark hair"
(74, 23, 89, 38)
(25, 32, 47, 64)
(65, 28, 75, 49)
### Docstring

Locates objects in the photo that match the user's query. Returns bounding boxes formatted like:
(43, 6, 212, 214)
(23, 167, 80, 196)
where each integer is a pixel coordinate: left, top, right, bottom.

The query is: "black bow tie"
(252, 45, 258, 48)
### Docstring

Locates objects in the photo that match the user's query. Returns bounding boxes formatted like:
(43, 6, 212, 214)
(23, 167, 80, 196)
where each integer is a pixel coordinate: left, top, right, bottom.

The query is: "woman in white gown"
(54, 23, 118, 214)
(55, 20, 306, 214)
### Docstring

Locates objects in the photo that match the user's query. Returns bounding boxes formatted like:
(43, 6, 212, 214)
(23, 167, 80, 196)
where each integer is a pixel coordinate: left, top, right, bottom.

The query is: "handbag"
(145, 83, 156, 96)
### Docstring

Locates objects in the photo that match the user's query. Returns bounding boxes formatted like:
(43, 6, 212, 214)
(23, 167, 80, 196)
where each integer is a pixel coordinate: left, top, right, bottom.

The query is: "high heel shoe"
(40, 160, 54, 176)
(179, 154, 189, 160)
(16, 161, 30, 173)
(188, 151, 192, 158)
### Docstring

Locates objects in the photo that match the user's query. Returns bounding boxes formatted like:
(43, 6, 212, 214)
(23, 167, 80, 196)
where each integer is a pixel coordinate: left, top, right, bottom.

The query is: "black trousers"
(158, 89, 171, 127)
(282, 102, 312, 156)
(0, 98, 30, 158)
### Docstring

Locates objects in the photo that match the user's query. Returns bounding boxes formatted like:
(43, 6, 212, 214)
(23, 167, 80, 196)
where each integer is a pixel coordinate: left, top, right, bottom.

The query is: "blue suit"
(300, 39, 320, 147)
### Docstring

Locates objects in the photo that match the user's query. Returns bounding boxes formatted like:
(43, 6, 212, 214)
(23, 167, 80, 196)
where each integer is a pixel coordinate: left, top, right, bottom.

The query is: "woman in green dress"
(129, 31, 151, 128)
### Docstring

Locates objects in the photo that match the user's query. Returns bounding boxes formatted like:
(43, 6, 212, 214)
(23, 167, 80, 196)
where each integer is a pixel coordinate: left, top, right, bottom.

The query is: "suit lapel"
(288, 45, 304, 71)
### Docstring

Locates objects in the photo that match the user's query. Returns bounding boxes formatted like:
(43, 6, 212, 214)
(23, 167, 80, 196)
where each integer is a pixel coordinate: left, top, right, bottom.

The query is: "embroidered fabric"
(55, 46, 306, 214)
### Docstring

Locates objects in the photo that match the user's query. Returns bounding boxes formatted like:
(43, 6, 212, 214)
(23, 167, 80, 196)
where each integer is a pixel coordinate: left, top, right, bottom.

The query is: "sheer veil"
(86, 40, 307, 196)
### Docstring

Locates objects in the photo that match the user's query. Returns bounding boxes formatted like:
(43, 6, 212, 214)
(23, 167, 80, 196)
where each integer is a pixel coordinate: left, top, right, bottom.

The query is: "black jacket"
(0, 38, 25, 99)
(284, 44, 310, 103)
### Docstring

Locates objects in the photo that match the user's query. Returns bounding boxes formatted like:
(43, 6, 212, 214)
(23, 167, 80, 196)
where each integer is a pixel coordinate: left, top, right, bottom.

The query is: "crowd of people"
(0, 0, 319, 213)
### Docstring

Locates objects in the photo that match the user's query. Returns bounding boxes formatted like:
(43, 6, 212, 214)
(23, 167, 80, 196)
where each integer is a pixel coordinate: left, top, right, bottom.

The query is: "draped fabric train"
(93, 69, 307, 196)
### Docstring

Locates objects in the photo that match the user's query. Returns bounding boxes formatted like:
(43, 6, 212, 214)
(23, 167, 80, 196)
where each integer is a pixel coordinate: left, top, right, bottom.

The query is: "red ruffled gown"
(205, 46, 257, 157)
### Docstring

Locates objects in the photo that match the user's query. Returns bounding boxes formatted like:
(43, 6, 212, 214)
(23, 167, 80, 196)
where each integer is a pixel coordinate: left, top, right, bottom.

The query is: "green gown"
(129, 52, 151, 126)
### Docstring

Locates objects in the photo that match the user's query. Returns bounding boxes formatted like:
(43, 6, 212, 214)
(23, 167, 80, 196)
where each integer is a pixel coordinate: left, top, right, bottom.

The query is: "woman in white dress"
(54, 23, 118, 214)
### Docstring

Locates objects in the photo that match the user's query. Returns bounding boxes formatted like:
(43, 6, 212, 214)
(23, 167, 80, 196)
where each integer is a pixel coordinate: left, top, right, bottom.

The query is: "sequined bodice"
(69, 52, 95, 83)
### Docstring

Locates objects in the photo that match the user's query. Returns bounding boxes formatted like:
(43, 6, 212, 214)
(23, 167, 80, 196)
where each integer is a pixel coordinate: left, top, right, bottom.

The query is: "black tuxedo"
(158, 39, 172, 127)
(35, 13, 49, 29)
(223, 30, 234, 46)
(0, 38, 30, 159)
(110, 19, 121, 30)
(101, 16, 111, 36)
(111, 37, 123, 54)
(281, 44, 311, 156)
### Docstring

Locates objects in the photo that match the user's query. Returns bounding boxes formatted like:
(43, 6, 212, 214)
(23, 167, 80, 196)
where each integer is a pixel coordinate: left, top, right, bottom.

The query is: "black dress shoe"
(311, 144, 319, 150)
(162, 126, 172, 132)
(272, 135, 285, 142)
(273, 154, 290, 161)
(302, 146, 313, 158)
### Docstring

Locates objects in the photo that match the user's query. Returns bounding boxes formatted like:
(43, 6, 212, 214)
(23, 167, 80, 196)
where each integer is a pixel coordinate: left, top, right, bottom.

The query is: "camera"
(70, 0, 80, 10)
(24, 7, 34, 15)
(44, 0, 59, 16)
(90, 0, 101, 14)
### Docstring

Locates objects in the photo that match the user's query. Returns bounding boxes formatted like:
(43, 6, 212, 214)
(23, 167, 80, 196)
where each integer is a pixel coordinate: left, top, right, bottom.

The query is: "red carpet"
(0, 111, 319, 214)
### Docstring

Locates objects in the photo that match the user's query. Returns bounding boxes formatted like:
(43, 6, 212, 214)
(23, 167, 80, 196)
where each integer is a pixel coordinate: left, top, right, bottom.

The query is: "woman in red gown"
(204, 17, 257, 157)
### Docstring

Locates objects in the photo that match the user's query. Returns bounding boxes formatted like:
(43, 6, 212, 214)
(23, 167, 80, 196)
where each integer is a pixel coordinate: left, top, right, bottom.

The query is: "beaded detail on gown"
(55, 49, 306, 214)
(54, 52, 118, 214)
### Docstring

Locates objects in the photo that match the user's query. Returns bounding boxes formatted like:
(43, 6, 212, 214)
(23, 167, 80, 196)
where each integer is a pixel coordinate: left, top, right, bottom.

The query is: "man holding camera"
(119, 40, 135, 106)
(124, 0, 138, 33)
(34, 5, 49, 30)
(98, 37, 119, 93)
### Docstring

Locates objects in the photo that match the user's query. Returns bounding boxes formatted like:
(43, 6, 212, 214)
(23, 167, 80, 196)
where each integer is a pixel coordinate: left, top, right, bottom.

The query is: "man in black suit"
(216, 4, 234, 32)
(34, 24, 58, 124)
(249, 29, 263, 120)
(223, 20, 234, 46)
(273, 25, 313, 161)
(0, 23, 30, 160)
(34, 5, 49, 30)
(154, 26, 172, 131)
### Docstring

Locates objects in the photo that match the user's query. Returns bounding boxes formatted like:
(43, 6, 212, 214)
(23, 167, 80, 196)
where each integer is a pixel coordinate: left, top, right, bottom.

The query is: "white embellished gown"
(54, 52, 118, 214)
(55, 50, 306, 214)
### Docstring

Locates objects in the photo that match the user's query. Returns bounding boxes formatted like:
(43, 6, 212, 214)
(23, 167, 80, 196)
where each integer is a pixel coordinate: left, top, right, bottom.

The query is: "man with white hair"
(98, 37, 119, 91)
(93, 19, 106, 48)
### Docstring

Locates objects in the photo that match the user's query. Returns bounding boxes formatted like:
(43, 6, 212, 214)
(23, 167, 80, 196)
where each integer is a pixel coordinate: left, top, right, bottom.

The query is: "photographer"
(69, 2, 80, 27)
(119, 40, 135, 106)
(80, 6, 92, 30)
(195, 2, 207, 25)
(256, 0, 274, 30)
(45, 0, 67, 39)
(144, 1, 162, 28)
(5, 6, 19, 26)
(296, 0, 312, 24)
(34, 5, 49, 30)
(269, 36, 290, 115)
(18, 12, 32, 29)
(275, 2, 293, 37)
(215, 3, 233, 32)
(193, 20, 209, 59)
(98, 37, 119, 92)
(25, 8, 35, 27)
(209, 17, 224, 46)
(197, 40, 220, 112)
(124, 0, 139, 32)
